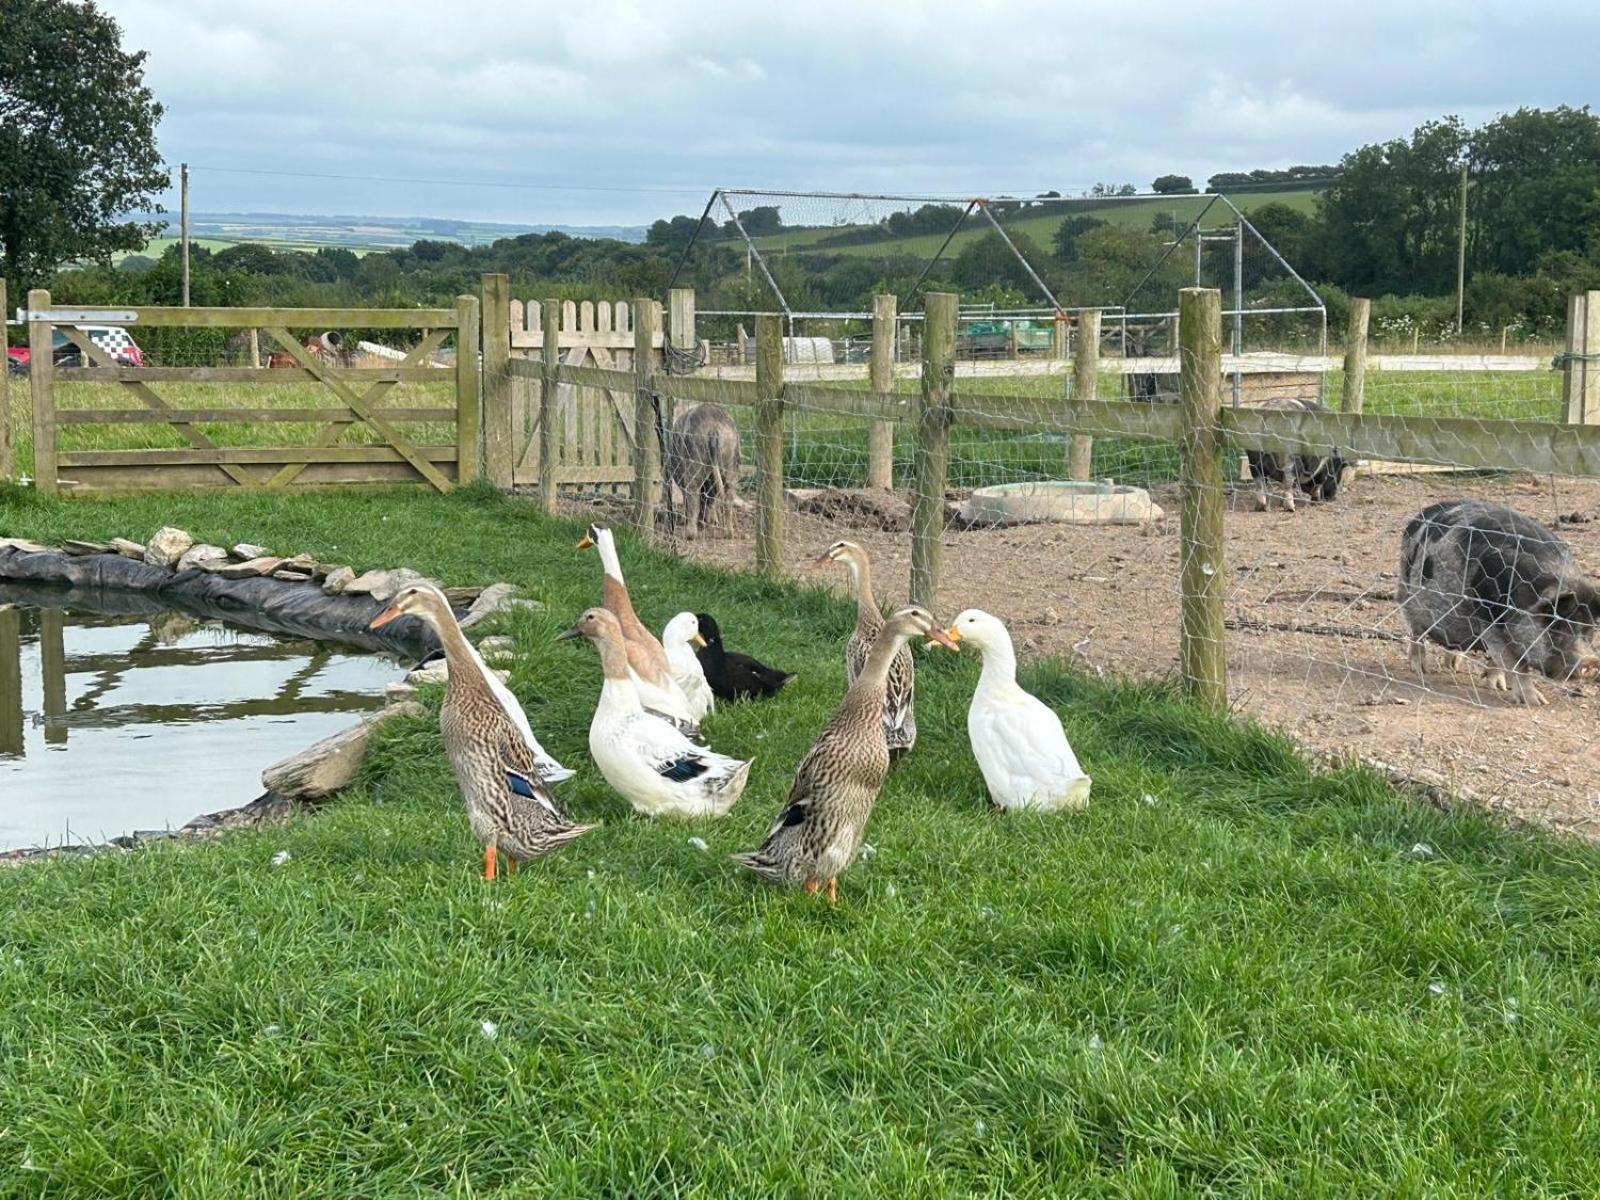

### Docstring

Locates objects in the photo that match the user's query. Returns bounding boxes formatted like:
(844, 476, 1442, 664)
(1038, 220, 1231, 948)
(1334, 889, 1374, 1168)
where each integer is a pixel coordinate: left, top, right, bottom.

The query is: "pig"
(1245, 398, 1348, 513)
(666, 403, 742, 539)
(1396, 500, 1600, 705)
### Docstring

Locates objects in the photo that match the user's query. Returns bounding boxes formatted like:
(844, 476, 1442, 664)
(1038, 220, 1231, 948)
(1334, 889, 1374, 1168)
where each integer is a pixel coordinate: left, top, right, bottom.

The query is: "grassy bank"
(1, 485, 1599, 1195)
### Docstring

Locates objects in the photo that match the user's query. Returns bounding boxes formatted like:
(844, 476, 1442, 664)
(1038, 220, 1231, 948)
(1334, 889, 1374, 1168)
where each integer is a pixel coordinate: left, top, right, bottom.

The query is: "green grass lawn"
(2, 484, 1600, 1195)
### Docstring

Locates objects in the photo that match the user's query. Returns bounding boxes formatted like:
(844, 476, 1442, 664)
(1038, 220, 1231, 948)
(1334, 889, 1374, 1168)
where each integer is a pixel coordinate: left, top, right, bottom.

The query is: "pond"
(0, 598, 403, 852)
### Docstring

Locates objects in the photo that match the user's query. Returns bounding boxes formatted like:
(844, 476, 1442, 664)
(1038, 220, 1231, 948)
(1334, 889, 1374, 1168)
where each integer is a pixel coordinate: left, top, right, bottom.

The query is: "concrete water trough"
(959, 480, 1164, 527)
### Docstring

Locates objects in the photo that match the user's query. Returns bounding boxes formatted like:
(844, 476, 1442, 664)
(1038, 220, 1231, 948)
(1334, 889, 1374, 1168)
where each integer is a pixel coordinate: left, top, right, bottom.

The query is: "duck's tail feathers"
(717, 758, 753, 799)
(515, 821, 600, 861)
(730, 851, 784, 884)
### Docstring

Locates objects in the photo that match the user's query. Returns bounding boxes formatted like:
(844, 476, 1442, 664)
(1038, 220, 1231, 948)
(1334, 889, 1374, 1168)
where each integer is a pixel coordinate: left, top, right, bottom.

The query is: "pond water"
(0, 602, 402, 852)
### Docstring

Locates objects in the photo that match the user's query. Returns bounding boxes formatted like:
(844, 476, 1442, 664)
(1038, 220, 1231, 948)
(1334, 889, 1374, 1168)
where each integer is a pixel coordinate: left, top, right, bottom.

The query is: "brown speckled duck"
(371, 584, 596, 879)
(814, 540, 917, 758)
(732, 607, 956, 903)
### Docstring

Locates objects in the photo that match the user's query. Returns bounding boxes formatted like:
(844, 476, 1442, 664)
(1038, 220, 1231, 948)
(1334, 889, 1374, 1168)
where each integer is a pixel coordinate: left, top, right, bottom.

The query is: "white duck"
(561, 607, 751, 818)
(947, 609, 1090, 811)
(577, 523, 700, 735)
(661, 611, 716, 723)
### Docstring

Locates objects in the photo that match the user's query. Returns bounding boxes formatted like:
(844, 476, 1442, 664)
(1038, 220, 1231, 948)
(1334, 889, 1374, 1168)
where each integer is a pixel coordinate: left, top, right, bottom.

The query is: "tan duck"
(371, 584, 595, 878)
(814, 540, 917, 758)
(732, 607, 956, 903)
(560, 608, 751, 818)
(577, 523, 699, 735)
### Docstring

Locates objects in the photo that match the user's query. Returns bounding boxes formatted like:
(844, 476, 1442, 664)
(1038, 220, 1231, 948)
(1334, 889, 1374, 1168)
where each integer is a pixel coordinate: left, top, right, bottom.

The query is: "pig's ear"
(1555, 579, 1600, 626)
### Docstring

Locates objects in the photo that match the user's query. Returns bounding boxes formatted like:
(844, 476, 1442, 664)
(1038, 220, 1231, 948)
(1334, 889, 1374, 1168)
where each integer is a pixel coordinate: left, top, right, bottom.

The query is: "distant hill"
(145, 212, 648, 255)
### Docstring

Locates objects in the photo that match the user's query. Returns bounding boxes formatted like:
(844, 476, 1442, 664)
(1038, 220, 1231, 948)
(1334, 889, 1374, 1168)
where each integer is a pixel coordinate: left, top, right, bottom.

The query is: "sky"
(104, 0, 1600, 229)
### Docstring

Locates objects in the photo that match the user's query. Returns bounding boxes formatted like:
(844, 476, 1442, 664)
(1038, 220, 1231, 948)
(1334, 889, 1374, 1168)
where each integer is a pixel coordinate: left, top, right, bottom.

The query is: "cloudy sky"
(105, 0, 1598, 229)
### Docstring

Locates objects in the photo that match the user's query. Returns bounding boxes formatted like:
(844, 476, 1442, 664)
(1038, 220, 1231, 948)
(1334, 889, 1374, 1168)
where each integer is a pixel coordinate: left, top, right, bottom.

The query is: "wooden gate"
(505, 298, 662, 489)
(23, 289, 480, 494)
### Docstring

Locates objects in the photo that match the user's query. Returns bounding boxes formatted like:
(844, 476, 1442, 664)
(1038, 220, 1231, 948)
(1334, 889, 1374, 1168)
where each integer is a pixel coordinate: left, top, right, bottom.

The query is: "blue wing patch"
(506, 769, 539, 799)
(656, 756, 710, 783)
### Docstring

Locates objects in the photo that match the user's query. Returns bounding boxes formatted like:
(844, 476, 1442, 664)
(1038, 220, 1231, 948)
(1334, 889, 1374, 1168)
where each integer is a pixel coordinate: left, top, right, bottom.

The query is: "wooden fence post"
(539, 297, 561, 514)
(911, 292, 956, 611)
(0, 278, 9, 483)
(632, 298, 661, 532)
(27, 288, 55, 495)
(1178, 287, 1226, 710)
(1068, 309, 1099, 480)
(867, 293, 896, 490)
(454, 292, 480, 486)
(754, 314, 786, 574)
(665, 286, 694, 443)
(1563, 290, 1600, 425)
(481, 274, 512, 488)
(1341, 297, 1371, 415)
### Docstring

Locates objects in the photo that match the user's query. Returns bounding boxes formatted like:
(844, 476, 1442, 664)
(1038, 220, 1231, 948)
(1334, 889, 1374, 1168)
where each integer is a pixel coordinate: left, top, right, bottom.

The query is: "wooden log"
(632, 298, 661, 531)
(867, 293, 896, 490)
(261, 702, 424, 800)
(1069, 309, 1100, 480)
(481, 274, 513, 487)
(540, 296, 561, 513)
(1341, 297, 1371, 414)
(754, 315, 786, 574)
(911, 292, 956, 610)
(455, 293, 481, 484)
(1178, 287, 1226, 711)
(28, 289, 55, 494)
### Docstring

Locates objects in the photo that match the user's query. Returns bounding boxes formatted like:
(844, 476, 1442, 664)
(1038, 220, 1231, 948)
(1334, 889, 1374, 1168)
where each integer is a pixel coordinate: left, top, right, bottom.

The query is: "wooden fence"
(17, 289, 480, 494)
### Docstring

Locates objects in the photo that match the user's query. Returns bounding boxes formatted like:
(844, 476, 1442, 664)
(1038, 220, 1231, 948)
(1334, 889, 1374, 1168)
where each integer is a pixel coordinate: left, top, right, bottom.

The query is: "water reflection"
(0, 602, 400, 851)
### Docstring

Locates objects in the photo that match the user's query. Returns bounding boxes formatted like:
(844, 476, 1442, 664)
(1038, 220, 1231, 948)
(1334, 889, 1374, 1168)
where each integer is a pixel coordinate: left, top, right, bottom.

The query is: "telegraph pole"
(180, 162, 191, 307)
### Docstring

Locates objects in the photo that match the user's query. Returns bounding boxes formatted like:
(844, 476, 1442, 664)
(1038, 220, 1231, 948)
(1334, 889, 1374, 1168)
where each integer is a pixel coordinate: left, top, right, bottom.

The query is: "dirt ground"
(566, 472, 1600, 837)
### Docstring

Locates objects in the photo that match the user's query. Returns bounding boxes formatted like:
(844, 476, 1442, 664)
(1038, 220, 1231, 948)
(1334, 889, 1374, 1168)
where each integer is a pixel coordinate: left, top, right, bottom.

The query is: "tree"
(1152, 175, 1197, 195)
(0, 0, 168, 287)
(1051, 215, 1106, 263)
(1467, 106, 1600, 277)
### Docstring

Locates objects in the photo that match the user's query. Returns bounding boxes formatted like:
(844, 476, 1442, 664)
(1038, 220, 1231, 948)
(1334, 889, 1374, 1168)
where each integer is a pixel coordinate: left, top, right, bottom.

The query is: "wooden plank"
(780, 381, 903, 420)
(954, 394, 1182, 439)
(1178, 288, 1227, 712)
(558, 364, 636, 391)
(867, 293, 896, 489)
(563, 346, 582, 466)
(1069, 308, 1099, 480)
(58, 366, 443, 383)
(60, 446, 458, 467)
(911, 294, 956, 609)
(0, 278, 8, 482)
(654, 375, 760, 407)
(57, 407, 456, 425)
(55, 320, 263, 488)
(509, 330, 665, 350)
(76, 306, 456, 328)
(264, 326, 451, 488)
(632, 299, 660, 528)
(505, 357, 543, 381)
(481, 274, 512, 487)
(539, 297, 560, 511)
(28, 288, 57, 493)
(456, 293, 481, 485)
(59, 461, 462, 492)
(754, 315, 785, 574)
(263, 327, 454, 492)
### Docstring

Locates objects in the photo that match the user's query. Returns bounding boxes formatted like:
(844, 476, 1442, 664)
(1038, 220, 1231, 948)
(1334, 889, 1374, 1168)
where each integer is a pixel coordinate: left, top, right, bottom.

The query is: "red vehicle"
(7, 325, 143, 372)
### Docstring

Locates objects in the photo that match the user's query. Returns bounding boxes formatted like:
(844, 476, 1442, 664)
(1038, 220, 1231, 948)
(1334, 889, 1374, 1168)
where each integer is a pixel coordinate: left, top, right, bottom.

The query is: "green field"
(753, 190, 1321, 261)
(1, 484, 1599, 1195)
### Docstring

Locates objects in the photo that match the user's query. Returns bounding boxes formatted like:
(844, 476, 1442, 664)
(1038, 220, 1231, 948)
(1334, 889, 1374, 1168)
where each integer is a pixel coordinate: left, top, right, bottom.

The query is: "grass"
(2, 484, 1600, 1195)
(753, 191, 1321, 261)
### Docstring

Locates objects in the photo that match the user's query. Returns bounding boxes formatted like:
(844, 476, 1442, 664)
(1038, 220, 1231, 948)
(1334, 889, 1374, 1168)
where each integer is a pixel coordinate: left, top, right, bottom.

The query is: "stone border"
(0, 528, 538, 865)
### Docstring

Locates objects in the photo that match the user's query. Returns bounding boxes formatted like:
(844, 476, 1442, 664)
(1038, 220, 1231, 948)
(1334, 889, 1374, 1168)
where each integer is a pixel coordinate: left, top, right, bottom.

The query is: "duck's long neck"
(429, 604, 493, 695)
(846, 556, 879, 625)
(595, 633, 642, 713)
(974, 635, 1020, 694)
(597, 538, 642, 630)
(848, 628, 908, 705)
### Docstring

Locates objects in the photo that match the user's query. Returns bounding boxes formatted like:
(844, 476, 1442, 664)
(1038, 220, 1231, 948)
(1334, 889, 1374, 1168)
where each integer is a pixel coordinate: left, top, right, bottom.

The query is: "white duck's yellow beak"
(689, 633, 707, 648)
(925, 626, 959, 651)
(576, 534, 594, 550)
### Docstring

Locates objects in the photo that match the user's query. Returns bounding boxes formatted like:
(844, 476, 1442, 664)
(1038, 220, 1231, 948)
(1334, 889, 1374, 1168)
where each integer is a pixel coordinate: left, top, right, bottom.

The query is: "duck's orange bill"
(369, 605, 402, 630)
(576, 535, 595, 549)
(926, 627, 959, 651)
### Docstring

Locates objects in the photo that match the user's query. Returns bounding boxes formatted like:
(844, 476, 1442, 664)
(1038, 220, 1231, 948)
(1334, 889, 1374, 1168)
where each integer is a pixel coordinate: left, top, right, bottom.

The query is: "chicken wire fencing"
(533, 280, 1600, 836)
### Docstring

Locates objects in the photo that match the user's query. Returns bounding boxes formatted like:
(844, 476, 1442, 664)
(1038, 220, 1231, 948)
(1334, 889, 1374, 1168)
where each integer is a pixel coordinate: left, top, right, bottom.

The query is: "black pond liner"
(0, 546, 443, 662)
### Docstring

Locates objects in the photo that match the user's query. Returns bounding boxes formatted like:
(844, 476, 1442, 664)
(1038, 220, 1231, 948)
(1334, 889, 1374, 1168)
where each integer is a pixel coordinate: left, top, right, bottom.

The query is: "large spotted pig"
(1396, 500, 1600, 705)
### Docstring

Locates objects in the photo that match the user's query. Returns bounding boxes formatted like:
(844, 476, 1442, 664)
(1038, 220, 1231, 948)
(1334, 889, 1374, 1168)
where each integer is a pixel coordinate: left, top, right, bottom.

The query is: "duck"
(693, 612, 794, 701)
(947, 609, 1091, 812)
(814, 540, 917, 758)
(661, 611, 716, 722)
(560, 607, 751, 818)
(370, 584, 593, 879)
(732, 607, 956, 903)
(577, 523, 700, 735)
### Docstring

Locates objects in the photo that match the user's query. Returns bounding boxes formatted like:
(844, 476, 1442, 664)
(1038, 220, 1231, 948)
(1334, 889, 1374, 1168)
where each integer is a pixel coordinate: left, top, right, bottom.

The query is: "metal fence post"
(911, 292, 956, 610)
(1178, 287, 1226, 710)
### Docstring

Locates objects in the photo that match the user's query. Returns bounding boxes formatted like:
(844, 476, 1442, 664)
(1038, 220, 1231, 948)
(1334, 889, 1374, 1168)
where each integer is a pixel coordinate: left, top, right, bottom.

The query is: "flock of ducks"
(369, 526, 1091, 902)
